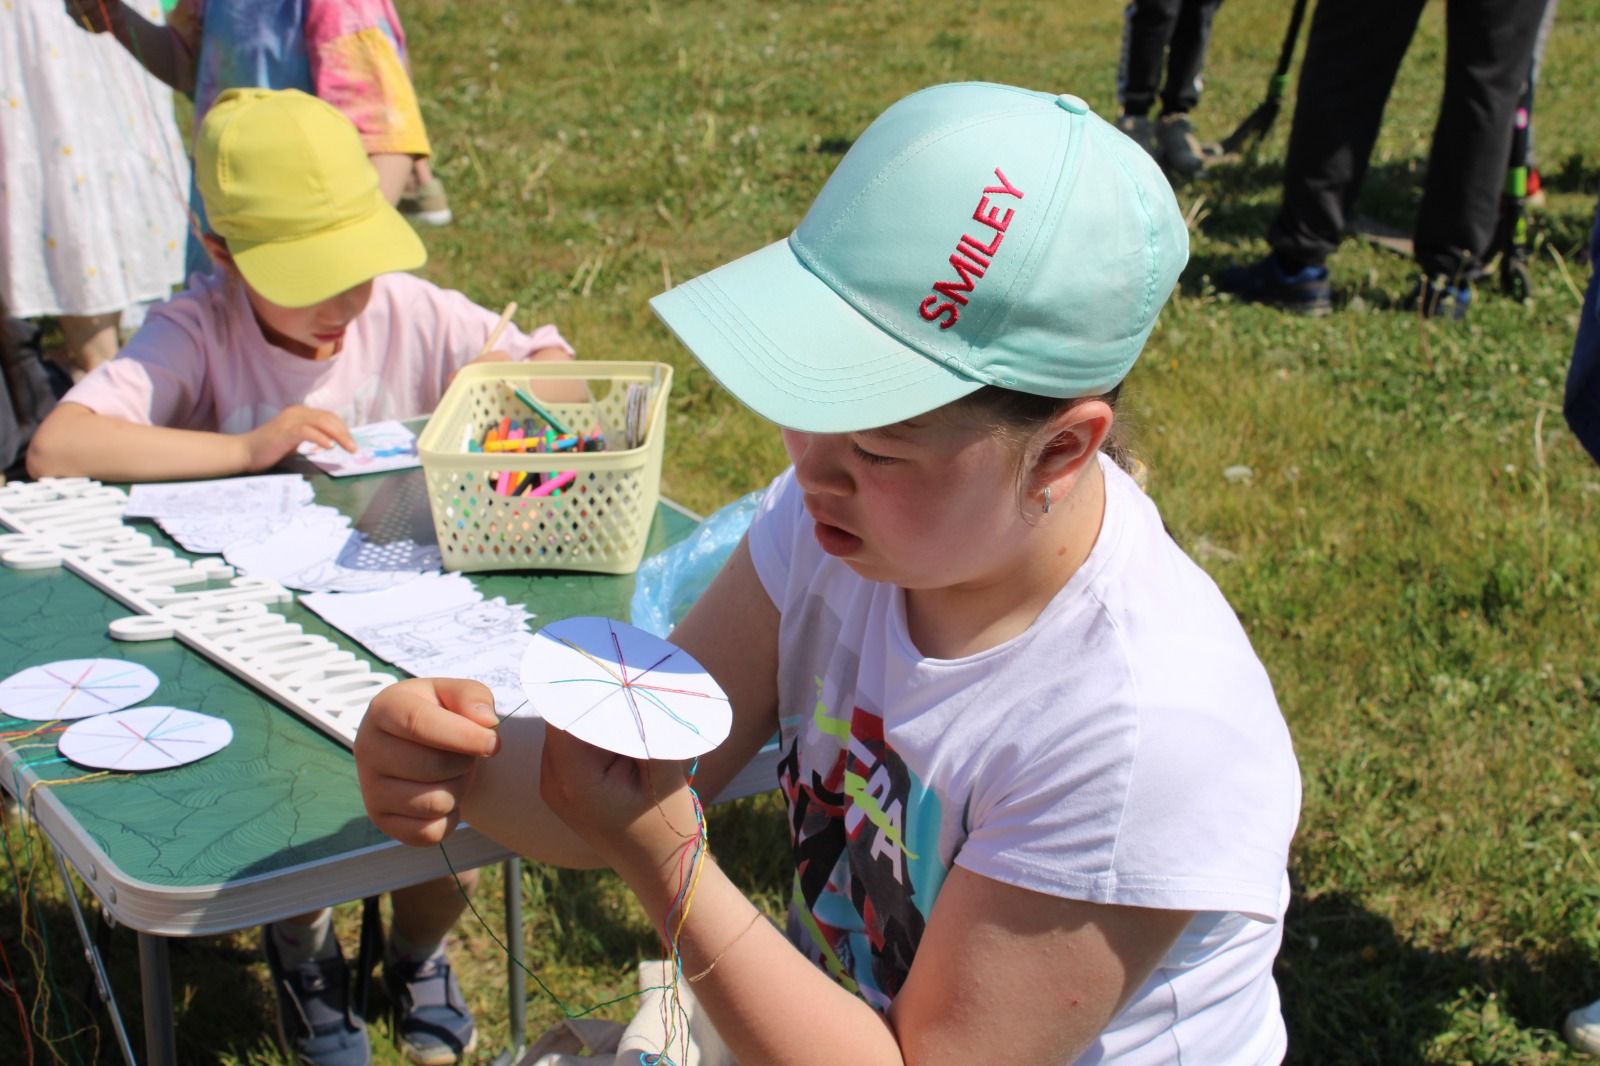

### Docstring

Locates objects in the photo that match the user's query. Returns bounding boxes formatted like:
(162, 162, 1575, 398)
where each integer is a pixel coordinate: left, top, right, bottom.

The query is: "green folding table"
(0, 464, 707, 1065)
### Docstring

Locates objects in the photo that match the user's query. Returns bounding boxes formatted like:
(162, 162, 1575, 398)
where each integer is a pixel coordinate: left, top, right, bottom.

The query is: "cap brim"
(230, 201, 427, 308)
(650, 238, 983, 433)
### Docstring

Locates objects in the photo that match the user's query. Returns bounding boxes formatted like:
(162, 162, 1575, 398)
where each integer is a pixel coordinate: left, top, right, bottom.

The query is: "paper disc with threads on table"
(58, 706, 233, 772)
(0, 658, 160, 721)
(519, 616, 731, 760)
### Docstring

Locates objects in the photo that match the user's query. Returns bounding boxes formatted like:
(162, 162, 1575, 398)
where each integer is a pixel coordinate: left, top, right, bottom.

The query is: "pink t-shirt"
(63, 271, 573, 434)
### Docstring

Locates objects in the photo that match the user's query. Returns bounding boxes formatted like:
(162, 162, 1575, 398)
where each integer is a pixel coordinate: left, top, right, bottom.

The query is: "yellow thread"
(687, 909, 763, 983)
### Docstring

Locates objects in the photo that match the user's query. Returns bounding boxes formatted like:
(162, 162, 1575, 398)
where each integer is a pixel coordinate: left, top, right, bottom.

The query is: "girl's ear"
(1027, 398, 1114, 500)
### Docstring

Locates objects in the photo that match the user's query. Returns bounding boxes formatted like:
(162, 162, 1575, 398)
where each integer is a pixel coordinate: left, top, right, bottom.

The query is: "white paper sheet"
(300, 420, 422, 477)
(157, 503, 347, 555)
(223, 509, 427, 593)
(124, 475, 313, 519)
(0, 659, 161, 721)
(58, 706, 233, 771)
(520, 617, 730, 760)
(302, 574, 535, 714)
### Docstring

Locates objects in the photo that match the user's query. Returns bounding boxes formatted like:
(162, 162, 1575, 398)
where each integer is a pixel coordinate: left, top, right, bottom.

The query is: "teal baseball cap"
(649, 82, 1189, 433)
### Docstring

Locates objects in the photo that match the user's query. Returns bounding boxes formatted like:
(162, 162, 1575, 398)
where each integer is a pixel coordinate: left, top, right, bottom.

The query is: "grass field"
(5, 0, 1600, 1062)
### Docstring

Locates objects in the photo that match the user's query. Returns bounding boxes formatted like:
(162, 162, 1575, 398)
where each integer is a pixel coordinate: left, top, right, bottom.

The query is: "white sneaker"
(1565, 999, 1600, 1055)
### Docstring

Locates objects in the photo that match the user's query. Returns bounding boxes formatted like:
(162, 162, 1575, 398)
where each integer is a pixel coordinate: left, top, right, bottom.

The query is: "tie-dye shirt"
(166, 0, 430, 157)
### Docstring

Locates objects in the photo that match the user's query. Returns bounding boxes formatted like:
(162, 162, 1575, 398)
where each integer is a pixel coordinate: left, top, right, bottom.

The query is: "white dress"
(0, 0, 189, 318)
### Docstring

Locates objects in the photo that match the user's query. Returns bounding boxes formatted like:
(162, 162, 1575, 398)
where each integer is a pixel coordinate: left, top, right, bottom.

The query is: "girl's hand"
(239, 404, 357, 471)
(353, 678, 502, 846)
(539, 727, 698, 878)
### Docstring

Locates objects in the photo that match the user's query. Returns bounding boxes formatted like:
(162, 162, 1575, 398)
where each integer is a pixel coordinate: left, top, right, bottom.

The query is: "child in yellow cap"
(28, 87, 572, 486)
(28, 87, 569, 1066)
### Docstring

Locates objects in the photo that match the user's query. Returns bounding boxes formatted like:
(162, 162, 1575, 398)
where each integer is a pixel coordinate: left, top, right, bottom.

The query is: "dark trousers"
(1564, 186, 1600, 463)
(1267, 0, 1545, 278)
(1118, 0, 1225, 116)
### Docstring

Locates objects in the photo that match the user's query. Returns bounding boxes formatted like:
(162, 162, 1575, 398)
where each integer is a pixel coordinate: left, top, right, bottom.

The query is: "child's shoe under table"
(385, 951, 477, 1065)
(262, 928, 371, 1066)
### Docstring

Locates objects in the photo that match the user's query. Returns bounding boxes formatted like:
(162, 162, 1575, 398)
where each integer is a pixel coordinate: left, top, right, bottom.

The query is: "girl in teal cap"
(354, 82, 1300, 1065)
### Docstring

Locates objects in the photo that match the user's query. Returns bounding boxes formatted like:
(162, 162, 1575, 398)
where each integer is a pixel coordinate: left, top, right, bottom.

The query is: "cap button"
(1055, 93, 1090, 115)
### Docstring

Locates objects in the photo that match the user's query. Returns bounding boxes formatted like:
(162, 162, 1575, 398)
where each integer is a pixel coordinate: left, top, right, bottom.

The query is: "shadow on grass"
(0, 891, 274, 1065)
(1281, 890, 1592, 1064)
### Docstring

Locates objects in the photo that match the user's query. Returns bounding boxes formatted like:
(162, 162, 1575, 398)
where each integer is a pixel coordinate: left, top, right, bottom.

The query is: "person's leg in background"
(266, 907, 372, 1066)
(1154, 0, 1223, 177)
(1409, 0, 1547, 314)
(386, 872, 480, 1066)
(1116, 0, 1182, 159)
(1218, 0, 1428, 314)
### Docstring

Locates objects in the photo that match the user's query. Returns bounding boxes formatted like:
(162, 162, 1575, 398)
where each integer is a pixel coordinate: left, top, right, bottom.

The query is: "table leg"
(505, 857, 527, 1053)
(52, 851, 137, 1066)
(487, 855, 528, 1066)
(137, 931, 176, 1066)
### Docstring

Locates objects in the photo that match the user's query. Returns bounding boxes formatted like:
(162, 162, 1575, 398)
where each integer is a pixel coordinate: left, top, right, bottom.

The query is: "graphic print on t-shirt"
(779, 683, 946, 1012)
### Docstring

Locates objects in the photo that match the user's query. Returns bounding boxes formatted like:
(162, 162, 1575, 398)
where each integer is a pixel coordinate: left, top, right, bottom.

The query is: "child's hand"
(63, 0, 120, 33)
(539, 727, 697, 876)
(354, 678, 502, 846)
(239, 405, 356, 471)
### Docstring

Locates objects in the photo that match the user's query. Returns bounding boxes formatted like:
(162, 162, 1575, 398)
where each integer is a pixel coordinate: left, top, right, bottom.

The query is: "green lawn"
(6, 0, 1600, 1062)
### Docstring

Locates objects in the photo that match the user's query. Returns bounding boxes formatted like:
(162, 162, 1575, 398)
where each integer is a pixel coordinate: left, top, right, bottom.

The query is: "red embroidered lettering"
(917, 167, 1025, 331)
(919, 295, 959, 329)
(972, 195, 1014, 234)
(984, 168, 1024, 199)
(957, 235, 994, 267)
(963, 229, 1003, 258)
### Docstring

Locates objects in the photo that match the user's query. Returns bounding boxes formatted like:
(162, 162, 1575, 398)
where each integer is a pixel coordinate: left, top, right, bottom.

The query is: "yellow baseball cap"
(196, 88, 426, 308)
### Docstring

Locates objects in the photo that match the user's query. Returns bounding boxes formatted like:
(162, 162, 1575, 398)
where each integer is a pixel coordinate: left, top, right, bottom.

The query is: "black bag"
(1, 319, 70, 481)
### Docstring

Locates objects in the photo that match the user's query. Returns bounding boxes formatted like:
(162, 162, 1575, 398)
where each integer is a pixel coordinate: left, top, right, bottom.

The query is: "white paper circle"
(0, 659, 160, 721)
(58, 707, 233, 772)
(520, 616, 731, 760)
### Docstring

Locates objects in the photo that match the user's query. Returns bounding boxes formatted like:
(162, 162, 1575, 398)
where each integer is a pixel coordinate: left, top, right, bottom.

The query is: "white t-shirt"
(62, 270, 572, 433)
(747, 455, 1301, 1065)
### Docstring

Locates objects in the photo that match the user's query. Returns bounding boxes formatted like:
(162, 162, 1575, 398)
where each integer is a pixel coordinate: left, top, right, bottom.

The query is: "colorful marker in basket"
(502, 382, 572, 435)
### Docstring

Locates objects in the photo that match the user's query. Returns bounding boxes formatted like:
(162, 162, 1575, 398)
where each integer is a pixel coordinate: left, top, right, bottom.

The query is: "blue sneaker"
(384, 951, 477, 1065)
(1216, 254, 1333, 316)
(1406, 273, 1472, 320)
(261, 928, 371, 1066)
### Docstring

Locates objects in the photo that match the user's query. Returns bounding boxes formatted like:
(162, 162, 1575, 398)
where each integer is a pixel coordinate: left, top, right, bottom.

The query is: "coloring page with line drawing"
(224, 509, 432, 593)
(0, 659, 160, 721)
(303, 574, 536, 715)
(520, 616, 730, 760)
(157, 504, 346, 556)
(124, 474, 313, 519)
(300, 420, 421, 477)
(58, 707, 233, 772)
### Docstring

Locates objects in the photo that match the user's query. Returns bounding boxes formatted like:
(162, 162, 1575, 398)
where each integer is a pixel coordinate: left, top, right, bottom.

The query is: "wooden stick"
(478, 301, 518, 358)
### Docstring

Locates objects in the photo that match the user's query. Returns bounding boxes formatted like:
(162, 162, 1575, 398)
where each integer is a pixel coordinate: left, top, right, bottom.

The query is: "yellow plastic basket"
(417, 360, 672, 574)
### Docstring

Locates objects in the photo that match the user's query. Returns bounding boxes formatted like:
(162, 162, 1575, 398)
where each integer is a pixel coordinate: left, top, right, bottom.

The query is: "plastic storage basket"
(417, 360, 672, 574)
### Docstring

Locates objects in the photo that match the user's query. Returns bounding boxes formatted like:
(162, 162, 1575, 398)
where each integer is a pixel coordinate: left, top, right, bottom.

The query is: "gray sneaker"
(1114, 113, 1158, 160)
(1156, 113, 1205, 178)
